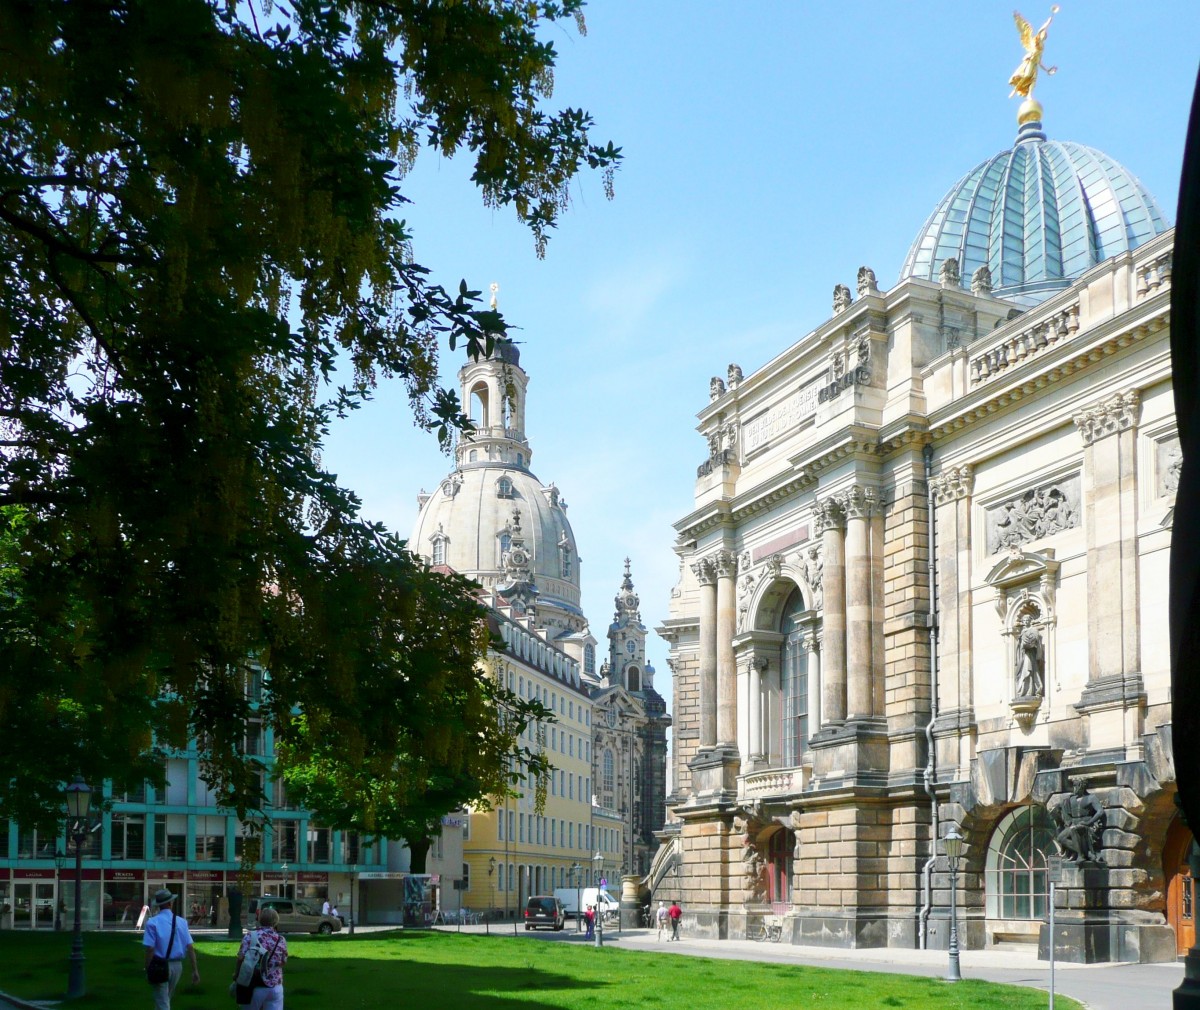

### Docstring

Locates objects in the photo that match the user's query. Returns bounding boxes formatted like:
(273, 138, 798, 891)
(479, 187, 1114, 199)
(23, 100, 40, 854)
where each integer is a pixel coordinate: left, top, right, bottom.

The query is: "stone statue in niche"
(709, 376, 726, 401)
(832, 283, 853, 314)
(803, 545, 824, 607)
(856, 266, 879, 297)
(1013, 613, 1044, 698)
(736, 568, 756, 634)
(1160, 439, 1182, 496)
(1053, 781, 1106, 863)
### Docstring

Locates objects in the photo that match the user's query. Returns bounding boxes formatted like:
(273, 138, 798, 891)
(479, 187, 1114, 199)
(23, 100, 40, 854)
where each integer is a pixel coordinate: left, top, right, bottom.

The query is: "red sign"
(262, 873, 285, 882)
(188, 870, 223, 882)
(108, 869, 146, 881)
(296, 872, 328, 883)
(14, 868, 55, 879)
(151, 870, 186, 881)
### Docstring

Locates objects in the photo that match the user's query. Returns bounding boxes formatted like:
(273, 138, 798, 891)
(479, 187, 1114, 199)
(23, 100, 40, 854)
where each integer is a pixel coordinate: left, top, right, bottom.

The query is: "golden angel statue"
(1009, 6, 1060, 99)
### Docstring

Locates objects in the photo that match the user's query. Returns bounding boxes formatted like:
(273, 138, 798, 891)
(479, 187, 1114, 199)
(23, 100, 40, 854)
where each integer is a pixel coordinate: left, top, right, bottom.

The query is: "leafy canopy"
(0, 0, 618, 831)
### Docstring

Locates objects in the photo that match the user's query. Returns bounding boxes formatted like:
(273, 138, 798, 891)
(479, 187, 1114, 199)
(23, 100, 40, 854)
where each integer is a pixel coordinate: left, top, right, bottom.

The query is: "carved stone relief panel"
(1157, 435, 1182, 498)
(986, 476, 1081, 554)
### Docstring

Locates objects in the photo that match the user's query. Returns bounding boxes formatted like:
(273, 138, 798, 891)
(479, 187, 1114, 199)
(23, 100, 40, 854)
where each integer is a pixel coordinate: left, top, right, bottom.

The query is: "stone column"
(691, 557, 718, 749)
(748, 655, 766, 761)
(815, 498, 847, 725)
(805, 633, 822, 747)
(844, 486, 875, 721)
(715, 549, 739, 747)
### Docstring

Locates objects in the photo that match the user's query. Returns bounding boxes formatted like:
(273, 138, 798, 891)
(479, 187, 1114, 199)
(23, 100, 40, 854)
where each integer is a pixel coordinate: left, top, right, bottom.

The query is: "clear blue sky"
(323, 2, 1199, 717)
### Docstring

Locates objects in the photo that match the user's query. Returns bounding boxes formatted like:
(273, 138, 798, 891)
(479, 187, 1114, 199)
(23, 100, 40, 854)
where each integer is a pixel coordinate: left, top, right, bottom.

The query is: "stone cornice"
(922, 291, 1168, 443)
(673, 500, 733, 540)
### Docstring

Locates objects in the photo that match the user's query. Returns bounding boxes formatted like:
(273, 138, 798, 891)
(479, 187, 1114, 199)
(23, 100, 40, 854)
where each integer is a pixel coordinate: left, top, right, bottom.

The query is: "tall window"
(307, 826, 331, 863)
(432, 536, 447, 566)
(560, 544, 572, 578)
(626, 665, 640, 692)
(780, 587, 809, 765)
(111, 813, 146, 860)
(462, 862, 471, 892)
(584, 644, 595, 676)
(603, 749, 615, 799)
(196, 816, 226, 861)
(986, 806, 1055, 919)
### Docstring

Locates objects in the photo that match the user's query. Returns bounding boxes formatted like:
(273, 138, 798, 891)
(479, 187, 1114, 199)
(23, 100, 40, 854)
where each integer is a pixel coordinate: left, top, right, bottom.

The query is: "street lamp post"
(64, 775, 92, 1000)
(54, 848, 65, 932)
(487, 858, 496, 935)
(592, 851, 603, 949)
(944, 825, 964, 983)
(280, 862, 289, 899)
(348, 863, 357, 936)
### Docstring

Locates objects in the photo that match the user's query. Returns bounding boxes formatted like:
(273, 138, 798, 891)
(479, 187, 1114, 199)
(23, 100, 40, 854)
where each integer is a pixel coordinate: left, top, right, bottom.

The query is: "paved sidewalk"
(432, 923, 1186, 1010)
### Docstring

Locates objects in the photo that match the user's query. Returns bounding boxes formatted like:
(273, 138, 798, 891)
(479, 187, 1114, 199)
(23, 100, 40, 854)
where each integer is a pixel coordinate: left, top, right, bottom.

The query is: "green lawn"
(0, 930, 1078, 1010)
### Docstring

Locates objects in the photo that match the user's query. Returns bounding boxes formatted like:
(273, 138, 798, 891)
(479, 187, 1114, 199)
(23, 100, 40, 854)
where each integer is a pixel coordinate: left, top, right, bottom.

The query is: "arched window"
(517, 453, 525, 467)
(470, 382, 489, 427)
(497, 476, 514, 498)
(986, 806, 1055, 920)
(468, 450, 478, 463)
(603, 749, 615, 798)
(498, 532, 511, 565)
(560, 545, 572, 578)
(780, 587, 808, 765)
(431, 531, 449, 567)
(627, 665, 640, 692)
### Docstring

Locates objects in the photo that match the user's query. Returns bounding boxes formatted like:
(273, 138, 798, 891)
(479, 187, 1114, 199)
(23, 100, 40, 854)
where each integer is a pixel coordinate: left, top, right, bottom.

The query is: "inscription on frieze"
(743, 380, 821, 454)
(986, 476, 1081, 554)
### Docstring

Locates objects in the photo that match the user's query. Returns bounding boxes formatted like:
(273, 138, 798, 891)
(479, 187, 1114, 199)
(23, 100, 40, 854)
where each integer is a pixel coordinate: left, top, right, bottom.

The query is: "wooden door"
(1165, 816, 1196, 955)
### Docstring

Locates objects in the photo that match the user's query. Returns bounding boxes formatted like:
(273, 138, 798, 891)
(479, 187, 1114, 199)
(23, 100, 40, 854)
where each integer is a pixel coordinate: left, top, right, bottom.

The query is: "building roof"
(898, 115, 1169, 304)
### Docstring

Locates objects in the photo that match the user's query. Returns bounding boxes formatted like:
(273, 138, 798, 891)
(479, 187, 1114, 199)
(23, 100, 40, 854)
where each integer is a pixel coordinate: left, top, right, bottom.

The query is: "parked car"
(524, 895, 565, 931)
(253, 895, 342, 935)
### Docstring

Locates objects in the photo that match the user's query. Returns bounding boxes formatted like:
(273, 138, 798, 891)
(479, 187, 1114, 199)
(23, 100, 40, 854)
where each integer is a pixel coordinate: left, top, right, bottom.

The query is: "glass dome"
(899, 118, 1169, 304)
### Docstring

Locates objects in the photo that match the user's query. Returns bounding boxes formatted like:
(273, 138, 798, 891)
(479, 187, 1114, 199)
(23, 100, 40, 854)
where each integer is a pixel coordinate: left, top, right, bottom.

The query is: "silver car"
(255, 896, 342, 935)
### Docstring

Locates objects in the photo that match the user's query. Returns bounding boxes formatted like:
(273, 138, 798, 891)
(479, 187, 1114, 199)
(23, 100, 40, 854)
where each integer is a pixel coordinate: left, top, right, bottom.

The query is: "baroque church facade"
(655, 76, 1189, 961)
(410, 334, 670, 880)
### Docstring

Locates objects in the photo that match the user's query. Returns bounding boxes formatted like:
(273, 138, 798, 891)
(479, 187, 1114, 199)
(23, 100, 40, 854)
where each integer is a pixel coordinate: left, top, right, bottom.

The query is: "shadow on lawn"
(0, 929, 611, 1010)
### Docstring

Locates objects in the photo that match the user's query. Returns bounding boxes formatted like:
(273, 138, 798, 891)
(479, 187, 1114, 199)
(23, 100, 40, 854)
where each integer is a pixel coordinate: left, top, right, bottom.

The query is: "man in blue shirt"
(143, 888, 199, 1009)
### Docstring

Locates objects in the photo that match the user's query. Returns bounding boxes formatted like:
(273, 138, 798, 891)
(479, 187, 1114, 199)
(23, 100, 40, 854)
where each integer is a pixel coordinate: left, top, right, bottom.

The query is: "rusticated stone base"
(1038, 919, 1178, 963)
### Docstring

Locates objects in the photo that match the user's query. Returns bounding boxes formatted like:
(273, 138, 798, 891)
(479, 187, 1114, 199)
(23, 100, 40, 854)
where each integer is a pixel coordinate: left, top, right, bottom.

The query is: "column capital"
(804, 632, 821, 653)
(691, 557, 717, 586)
(812, 497, 845, 533)
(1073, 389, 1140, 446)
(930, 463, 974, 506)
(714, 549, 739, 579)
(839, 485, 876, 519)
(750, 655, 769, 674)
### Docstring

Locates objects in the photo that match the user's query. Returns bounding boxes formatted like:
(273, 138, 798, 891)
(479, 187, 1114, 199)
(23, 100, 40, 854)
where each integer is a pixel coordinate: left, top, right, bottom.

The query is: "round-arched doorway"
(1164, 815, 1196, 954)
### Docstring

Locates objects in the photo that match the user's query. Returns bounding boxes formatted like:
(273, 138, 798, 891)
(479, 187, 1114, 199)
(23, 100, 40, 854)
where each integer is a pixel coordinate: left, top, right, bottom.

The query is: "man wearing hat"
(143, 888, 200, 1008)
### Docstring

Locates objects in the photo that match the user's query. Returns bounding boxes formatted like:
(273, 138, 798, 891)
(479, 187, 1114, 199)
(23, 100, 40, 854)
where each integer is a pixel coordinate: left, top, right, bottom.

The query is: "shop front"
(9, 868, 58, 930)
(104, 869, 145, 929)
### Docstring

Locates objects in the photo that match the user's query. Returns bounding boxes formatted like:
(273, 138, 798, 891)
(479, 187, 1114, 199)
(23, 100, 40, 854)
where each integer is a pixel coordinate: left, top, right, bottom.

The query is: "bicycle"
(750, 918, 783, 942)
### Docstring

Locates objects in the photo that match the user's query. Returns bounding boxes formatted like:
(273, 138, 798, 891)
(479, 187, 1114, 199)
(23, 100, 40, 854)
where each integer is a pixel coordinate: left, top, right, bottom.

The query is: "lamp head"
(944, 825, 965, 865)
(64, 775, 92, 820)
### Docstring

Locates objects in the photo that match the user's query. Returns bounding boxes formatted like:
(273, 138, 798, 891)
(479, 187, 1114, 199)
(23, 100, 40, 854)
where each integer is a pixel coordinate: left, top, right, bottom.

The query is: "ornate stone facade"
(656, 218, 1181, 961)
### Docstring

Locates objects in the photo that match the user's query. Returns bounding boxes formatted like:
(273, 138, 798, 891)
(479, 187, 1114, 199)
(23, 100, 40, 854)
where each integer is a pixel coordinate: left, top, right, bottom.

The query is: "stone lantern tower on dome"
(410, 333, 590, 650)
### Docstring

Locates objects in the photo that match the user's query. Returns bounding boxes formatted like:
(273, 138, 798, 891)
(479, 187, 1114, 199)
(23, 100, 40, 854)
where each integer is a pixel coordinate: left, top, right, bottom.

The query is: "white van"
(554, 886, 619, 920)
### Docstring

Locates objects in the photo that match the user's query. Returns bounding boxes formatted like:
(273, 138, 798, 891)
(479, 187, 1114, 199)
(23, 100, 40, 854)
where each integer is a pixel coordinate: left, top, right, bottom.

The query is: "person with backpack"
(235, 906, 288, 1008)
(142, 888, 199, 1009)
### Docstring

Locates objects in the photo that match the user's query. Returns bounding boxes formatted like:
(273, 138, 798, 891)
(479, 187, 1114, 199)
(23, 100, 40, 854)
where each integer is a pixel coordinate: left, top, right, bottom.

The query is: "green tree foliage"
(0, 0, 618, 830)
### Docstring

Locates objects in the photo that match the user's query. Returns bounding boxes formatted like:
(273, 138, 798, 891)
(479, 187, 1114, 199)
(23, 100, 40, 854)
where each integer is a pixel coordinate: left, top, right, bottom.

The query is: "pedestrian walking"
(584, 904, 595, 939)
(143, 888, 199, 1010)
(655, 901, 668, 942)
(235, 905, 288, 1009)
(668, 900, 682, 941)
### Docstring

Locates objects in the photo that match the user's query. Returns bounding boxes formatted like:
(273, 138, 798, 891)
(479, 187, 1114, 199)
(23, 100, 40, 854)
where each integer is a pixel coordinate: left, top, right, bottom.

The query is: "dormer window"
(497, 476, 514, 499)
(429, 523, 449, 567)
